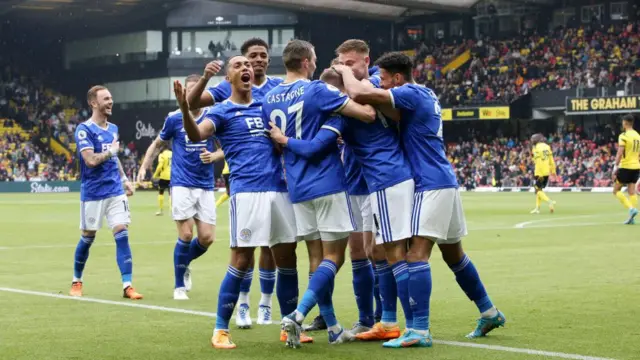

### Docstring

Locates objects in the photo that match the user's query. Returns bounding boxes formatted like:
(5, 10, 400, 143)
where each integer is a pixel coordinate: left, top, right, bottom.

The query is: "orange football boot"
(69, 282, 83, 297)
(355, 322, 401, 341)
(279, 330, 314, 343)
(123, 286, 143, 300)
(212, 330, 237, 349)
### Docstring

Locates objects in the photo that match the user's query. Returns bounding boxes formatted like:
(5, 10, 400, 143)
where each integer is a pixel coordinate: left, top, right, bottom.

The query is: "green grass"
(0, 192, 638, 360)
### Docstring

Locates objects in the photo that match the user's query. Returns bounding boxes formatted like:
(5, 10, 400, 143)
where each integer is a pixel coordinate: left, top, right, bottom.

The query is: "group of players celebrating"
(69, 36, 512, 350)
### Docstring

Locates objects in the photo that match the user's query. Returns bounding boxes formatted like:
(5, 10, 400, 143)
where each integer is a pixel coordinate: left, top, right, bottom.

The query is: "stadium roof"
(0, 0, 175, 25)
(224, 0, 479, 19)
(1, 0, 479, 25)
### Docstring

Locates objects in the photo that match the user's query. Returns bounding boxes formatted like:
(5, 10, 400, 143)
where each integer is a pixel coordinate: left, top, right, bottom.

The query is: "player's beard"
(101, 104, 112, 117)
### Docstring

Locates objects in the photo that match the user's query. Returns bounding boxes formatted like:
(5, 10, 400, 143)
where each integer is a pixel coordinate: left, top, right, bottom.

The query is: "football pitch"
(0, 192, 638, 360)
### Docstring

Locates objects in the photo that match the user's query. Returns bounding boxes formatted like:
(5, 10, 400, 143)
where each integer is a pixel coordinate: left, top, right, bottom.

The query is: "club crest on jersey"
(239, 228, 252, 241)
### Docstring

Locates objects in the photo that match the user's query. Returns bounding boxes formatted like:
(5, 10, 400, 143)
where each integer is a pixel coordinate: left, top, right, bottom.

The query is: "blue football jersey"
(389, 84, 458, 191)
(159, 108, 216, 190)
(340, 70, 413, 192)
(263, 79, 349, 203)
(206, 100, 287, 195)
(75, 120, 124, 202)
(340, 143, 369, 196)
(208, 76, 283, 103)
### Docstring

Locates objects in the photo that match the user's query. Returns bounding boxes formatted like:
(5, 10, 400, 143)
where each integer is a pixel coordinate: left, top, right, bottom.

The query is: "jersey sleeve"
(207, 81, 232, 103)
(159, 115, 174, 141)
(286, 128, 340, 159)
(205, 109, 224, 133)
(618, 134, 626, 147)
(313, 81, 350, 114)
(75, 125, 94, 152)
(321, 115, 345, 136)
(389, 84, 418, 111)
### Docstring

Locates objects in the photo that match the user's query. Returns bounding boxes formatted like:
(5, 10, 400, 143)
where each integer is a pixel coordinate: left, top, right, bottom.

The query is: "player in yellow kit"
(530, 133, 556, 214)
(153, 146, 172, 216)
(215, 160, 231, 207)
(612, 114, 640, 224)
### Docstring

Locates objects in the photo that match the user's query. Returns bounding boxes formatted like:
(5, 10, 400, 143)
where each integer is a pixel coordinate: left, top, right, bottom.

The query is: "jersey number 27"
(270, 102, 304, 139)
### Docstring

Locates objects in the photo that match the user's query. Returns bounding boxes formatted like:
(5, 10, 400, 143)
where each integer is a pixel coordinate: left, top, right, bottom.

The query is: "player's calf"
(212, 248, 254, 349)
(349, 232, 375, 330)
(439, 242, 505, 338)
(257, 246, 276, 325)
(70, 230, 96, 297)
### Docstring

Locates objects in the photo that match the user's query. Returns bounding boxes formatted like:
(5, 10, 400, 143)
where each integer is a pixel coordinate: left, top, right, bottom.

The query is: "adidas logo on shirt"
(235, 111, 243, 116)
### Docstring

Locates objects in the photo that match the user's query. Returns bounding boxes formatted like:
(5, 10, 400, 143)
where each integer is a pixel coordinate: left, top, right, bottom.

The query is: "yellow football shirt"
(153, 149, 172, 180)
(618, 130, 640, 170)
(532, 142, 556, 177)
(222, 160, 230, 175)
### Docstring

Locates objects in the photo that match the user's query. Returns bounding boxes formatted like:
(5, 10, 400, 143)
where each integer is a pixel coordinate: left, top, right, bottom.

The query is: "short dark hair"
(241, 38, 269, 55)
(283, 39, 314, 71)
(320, 68, 343, 89)
(622, 113, 636, 125)
(374, 52, 413, 81)
(185, 74, 200, 84)
(87, 85, 107, 105)
(336, 39, 369, 56)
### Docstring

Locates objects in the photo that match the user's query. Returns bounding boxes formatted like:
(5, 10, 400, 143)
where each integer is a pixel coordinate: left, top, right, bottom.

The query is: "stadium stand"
(410, 21, 639, 106)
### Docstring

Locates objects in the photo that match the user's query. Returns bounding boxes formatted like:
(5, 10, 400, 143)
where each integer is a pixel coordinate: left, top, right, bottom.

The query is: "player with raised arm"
(137, 75, 220, 300)
(152, 144, 172, 216)
(174, 56, 303, 349)
(612, 113, 640, 224)
(333, 52, 505, 348)
(530, 134, 556, 214)
(332, 40, 417, 341)
(70, 85, 142, 300)
(262, 39, 376, 348)
(188, 38, 283, 327)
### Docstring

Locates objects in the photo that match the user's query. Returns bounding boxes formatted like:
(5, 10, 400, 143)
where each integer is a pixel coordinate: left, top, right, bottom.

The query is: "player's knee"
(259, 246, 275, 265)
(159, 189, 165, 195)
(371, 244, 386, 262)
(324, 252, 346, 270)
(271, 244, 297, 268)
(231, 249, 254, 270)
(406, 237, 432, 262)
(198, 233, 214, 247)
(439, 242, 465, 265)
(111, 224, 127, 235)
(82, 230, 97, 238)
(383, 240, 407, 264)
(349, 234, 367, 260)
(180, 230, 194, 242)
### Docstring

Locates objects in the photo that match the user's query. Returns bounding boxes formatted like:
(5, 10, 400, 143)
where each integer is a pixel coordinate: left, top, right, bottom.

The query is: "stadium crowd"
(412, 21, 640, 106)
(451, 123, 620, 189)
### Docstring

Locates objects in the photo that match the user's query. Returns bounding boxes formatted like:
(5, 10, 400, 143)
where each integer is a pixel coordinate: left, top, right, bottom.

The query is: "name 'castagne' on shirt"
(266, 86, 305, 104)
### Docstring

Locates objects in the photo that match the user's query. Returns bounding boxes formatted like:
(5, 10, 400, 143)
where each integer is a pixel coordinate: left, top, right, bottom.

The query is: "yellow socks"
(630, 194, 638, 209)
(216, 193, 230, 207)
(615, 191, 633, 210)
(538, 191, 551, 203)
(158, 194, 165, 210)
(535, 192, 541, 208)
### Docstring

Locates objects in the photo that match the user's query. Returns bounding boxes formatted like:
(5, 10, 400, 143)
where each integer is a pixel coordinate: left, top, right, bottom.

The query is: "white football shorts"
(171, 186, 216, 225)
(350, 194, 374, 233)
(229, 191, 297, 248)
(80, 194, 131, 231)
(412, 187, 468, 244)
(293, 191, 355, 242)
(370, 179, 414, 245)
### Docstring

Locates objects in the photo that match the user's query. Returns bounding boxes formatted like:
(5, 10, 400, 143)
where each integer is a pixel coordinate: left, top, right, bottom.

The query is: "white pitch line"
(0, 287, 618, 360)
(514, 214, 610, 229)
(433, 340, 616, 360)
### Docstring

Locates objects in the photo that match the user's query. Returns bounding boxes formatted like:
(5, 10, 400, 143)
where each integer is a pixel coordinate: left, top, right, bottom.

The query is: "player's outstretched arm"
(174, 80, 215, 142)
(137, 136, 167, 183)
(187, 60, 223, 109)
(333, 65, 393, 107)
(269, 121, 340, 159)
